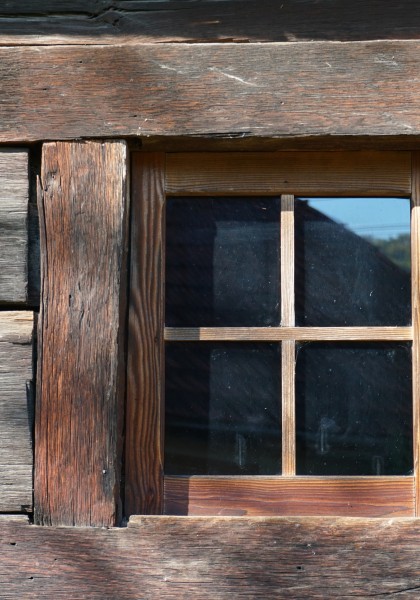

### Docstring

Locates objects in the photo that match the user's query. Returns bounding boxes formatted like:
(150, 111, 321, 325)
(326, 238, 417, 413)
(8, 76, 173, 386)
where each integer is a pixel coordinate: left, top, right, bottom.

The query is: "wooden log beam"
(0, 1, 420, 45)
(0, 312, 33, 512)
(2, 516, 420, 598)
(0, 42, 420, 142)
(35, 141, 129, 527)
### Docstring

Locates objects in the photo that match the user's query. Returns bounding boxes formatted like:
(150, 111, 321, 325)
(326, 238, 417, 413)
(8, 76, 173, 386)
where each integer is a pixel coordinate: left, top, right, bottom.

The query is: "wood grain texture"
(1, 516, 420, 599)
(1, 1, 420, 45)
(165, 326, 413, 341)
(35, 141, 129, 527)
(412, 152, 420, 515)
(281, 194, 294, 326)
(280, 196, 295, 474)
(0, 150, 30, 305)
(145, 135, 420, 153)
(0, 312, 33, 512)
(125, 153, 165, 517)
(167, 152, 411, 196)
(281, 342, 295, 476)
(1, 44, 420, 142)
(164, 477, 414, 518)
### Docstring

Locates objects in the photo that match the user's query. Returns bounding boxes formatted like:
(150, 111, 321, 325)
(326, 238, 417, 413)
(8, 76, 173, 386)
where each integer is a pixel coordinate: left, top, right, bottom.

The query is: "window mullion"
(281, 194, 296, 476)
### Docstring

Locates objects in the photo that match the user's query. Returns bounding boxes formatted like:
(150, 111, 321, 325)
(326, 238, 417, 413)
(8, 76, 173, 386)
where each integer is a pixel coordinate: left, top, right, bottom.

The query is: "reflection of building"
(295, 200, 411, 326)
(166, 200, 412, 478)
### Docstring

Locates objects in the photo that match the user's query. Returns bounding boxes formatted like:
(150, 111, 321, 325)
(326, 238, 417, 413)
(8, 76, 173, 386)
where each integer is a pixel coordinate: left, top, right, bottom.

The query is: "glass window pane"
(296, 342, 413, 476)
(295, 197, 411, 326)
(166, 197, 280, 326)
(165, 343, 281, 475)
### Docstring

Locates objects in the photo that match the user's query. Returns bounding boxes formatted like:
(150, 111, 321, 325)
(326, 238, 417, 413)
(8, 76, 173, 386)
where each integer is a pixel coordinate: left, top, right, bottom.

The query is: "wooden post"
(34, 141, 129, 527)
(125, 153, 165, 516)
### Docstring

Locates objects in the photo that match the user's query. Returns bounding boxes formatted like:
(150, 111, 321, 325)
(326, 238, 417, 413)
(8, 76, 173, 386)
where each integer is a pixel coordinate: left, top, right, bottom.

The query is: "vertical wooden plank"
(281, 340, 296, 476)
(125, 153, 165, 516)
(281, 194, 295, 327)
(281, 194, 296, 476)
(34, 141, 129, 527)
(412, 152, 420, 515)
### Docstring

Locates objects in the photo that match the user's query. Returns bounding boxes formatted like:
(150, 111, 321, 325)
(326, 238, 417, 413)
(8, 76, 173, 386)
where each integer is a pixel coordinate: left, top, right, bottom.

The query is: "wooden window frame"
(125, 150, 420, 518)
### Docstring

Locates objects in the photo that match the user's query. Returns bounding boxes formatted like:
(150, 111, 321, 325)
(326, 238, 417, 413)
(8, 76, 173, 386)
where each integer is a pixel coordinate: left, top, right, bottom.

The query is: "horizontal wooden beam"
(0, 1, 420, 45)
(165, 327, 413, 342)
(3, 515, 420, 597)
(166, 151, 411, 196)
(0, 312, 33, 512)
(0, 150, 33, 306)
(164, 477, 414, 517)
(2, 42, 420, 142)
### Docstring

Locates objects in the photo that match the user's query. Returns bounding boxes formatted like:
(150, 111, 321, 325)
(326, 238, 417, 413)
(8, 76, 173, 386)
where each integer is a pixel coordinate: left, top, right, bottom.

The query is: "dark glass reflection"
(166, 197, 280, 327)
(165, 343, 281, 475)
(295, 197, 411, 326)
(296, 342, 413, 475)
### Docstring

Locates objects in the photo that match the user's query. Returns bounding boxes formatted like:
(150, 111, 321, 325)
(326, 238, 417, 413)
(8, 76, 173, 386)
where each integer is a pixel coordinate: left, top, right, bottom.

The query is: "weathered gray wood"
(0, 1, 420, 45)
(35, 141, 129, 527)
(0, 312, 33, 513)
(1, 516, 420, 598)
(0, 151, 31, 305)
(1, 42, 420, 142)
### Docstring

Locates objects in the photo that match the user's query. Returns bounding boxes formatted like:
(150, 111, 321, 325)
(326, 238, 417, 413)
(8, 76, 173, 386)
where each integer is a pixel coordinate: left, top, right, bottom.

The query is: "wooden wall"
(0, 2, 420, 598)
(0, 150, 34, 514)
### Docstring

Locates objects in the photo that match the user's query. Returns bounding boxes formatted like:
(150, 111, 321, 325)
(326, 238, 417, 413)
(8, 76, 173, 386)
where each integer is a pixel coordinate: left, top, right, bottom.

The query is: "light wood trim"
(282, 341, 296, 476)
(412, 152, 420, 516)
(280, 195, 296, 475)
(281, 194, 295, 326)
(125, 153, 166, 516)
(165, 327, 412, 342)
(166, 152, 411, 197)
(164, 476, 414, 517)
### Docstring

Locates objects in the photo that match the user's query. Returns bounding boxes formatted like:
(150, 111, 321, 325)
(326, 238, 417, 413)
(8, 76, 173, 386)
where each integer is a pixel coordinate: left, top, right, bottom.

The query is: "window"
(125, 151, 418, 518)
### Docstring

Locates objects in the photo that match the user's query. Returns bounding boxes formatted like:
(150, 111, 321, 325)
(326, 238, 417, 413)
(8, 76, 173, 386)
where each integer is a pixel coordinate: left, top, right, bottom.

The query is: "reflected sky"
(301, 197, 410, 240)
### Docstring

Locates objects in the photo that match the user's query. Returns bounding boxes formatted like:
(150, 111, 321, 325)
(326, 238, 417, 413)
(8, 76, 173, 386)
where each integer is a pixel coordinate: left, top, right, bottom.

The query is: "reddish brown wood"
(35, 141, 129, 527)
(164, 476, 414, 518)
(125, 153, 165, 517)
(167, 152, 411, 197)
(1, 43, 420, 142)
(3, 515, 420, 598)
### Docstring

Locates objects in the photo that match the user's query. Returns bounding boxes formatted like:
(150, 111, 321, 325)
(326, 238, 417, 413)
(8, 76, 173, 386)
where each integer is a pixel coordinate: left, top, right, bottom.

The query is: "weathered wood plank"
(1, 43, 420, 142)
(164, 477, 414, 517)
(2, 516, 420, 598)
(125, 153, 165, 517)
(35, 141, 129, 527)
(1, 1, 420, 45)
(165, 326, 413, 341)
(0, 312, 33, 512)
(167, 151, 411, 197)
(0, 150, 31, 305)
